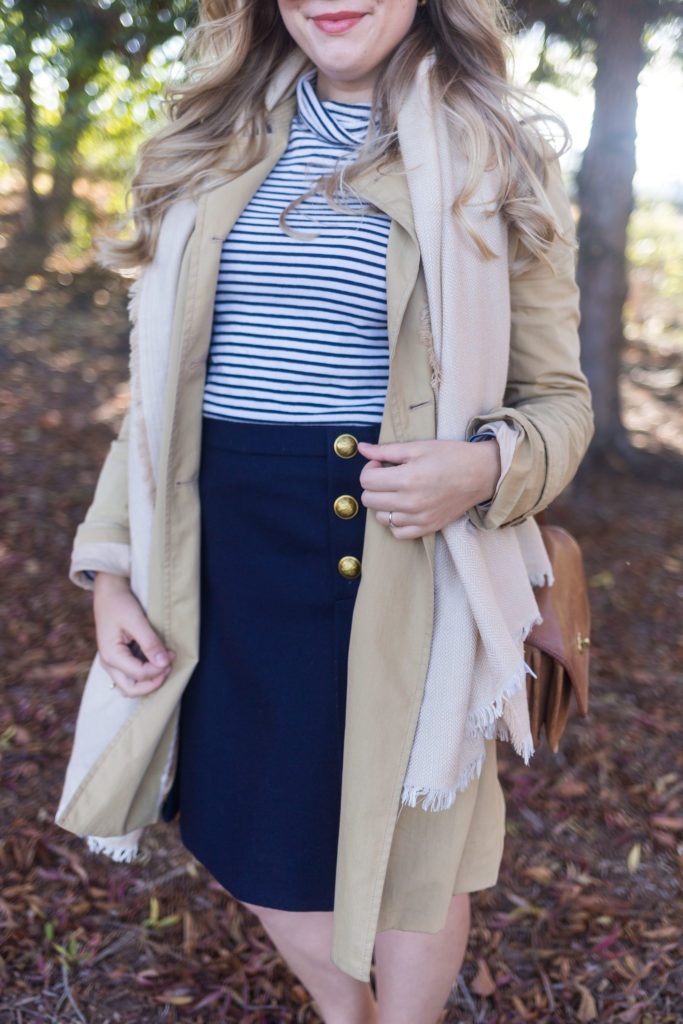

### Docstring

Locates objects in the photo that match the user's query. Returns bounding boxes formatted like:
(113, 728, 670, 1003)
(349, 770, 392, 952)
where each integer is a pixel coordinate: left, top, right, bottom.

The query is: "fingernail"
(153, 653, 169, 667)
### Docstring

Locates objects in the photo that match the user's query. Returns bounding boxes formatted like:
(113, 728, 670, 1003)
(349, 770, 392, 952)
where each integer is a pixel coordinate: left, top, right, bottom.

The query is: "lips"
(312, 10, 366, 34)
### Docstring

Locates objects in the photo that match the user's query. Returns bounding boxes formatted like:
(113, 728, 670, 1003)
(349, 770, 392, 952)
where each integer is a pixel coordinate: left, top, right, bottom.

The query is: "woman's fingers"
(374, 509, 429, 540)
(375, 509, 409, 528)
(123, 602, 174, 670)
(361, 489, 413, 513)
(103, 639, 172, 683)
(359, 456, 409, 489)
(359, 452, 424, 534)
(357, 440, 417, 464)
(104, 663, 170, 698)
(359, 446, 432, 495)
(388, 524, 426, 540)
(93, 573, 175, 697)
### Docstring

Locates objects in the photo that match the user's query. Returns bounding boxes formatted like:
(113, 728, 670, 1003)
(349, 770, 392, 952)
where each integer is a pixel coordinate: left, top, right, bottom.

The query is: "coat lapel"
(353, 162, 421, 357)
(205, 99, 296, 241)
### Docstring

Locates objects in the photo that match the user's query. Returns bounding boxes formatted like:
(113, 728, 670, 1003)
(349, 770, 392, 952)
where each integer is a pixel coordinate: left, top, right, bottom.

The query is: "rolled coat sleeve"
(70, 410, 131, 589)
(467, 157, 594, 530)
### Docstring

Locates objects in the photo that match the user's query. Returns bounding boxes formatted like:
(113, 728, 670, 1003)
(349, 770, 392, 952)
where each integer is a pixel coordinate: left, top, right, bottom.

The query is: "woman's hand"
(93, 572, 175, 697)
(357, 439, 501, 540)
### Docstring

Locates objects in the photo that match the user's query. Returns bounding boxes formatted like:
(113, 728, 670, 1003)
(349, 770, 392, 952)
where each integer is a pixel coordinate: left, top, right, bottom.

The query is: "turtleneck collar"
(295, 70, 372, 149)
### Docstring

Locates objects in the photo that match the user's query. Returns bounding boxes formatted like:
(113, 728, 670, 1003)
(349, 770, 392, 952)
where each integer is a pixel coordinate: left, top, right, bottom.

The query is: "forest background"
(0, 1, 682, 1022)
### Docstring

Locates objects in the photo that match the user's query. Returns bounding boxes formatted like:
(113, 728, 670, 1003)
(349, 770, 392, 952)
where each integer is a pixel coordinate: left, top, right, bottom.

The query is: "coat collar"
(205, 94, 418, 243)
(204, 98, 295, 243)
(202, 96, 420, 355)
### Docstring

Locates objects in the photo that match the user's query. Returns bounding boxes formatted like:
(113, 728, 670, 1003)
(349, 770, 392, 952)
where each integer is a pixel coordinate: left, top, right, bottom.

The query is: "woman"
(56, 1, 593, 1021)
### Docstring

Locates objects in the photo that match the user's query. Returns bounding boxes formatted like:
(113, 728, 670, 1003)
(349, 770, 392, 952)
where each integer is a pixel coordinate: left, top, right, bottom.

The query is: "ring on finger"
(389, 510, 394, 527)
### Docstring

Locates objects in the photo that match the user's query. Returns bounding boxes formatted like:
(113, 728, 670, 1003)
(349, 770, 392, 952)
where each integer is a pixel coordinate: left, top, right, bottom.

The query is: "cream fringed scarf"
(77, 55, 555, 862)
(395, 60, 553, 809)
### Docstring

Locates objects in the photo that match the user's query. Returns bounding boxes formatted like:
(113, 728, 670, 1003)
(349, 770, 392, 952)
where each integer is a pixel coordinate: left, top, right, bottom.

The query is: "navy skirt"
(162, 417, 380, 911)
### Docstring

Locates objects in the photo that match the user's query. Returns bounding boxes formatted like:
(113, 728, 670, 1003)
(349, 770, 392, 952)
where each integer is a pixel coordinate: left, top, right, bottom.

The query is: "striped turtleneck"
(202, 71, 391, 425)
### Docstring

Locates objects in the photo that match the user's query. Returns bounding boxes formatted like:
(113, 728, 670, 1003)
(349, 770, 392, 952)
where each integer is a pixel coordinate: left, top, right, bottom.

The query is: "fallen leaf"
(641, 926, 679, 940)
(576, 983, 598, 1022)
(554, 778, 590, 797)
(511, 995, 535, 1021)
(650, 815, 683, 831)
(155, 987, 195, 1006)
(619, 1002, 650, 1023)
(524, 865, 555, 884)
(627, 842, 642, 873)
(470, 957, 496, 997)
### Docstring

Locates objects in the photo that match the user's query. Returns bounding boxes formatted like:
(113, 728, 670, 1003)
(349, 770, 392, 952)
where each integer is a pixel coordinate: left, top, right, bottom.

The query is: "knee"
(241, 899, 278, 927)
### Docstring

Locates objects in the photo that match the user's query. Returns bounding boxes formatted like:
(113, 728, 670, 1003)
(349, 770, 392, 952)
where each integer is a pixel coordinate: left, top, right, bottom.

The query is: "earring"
(417, 0, 428, 6)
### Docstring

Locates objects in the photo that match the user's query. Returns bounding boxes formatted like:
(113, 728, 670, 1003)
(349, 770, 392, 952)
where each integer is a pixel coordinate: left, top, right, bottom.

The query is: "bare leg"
(242, 893, 469, 1024)
(373, 893, 470, 1024)
(243, 903, 377, 1024)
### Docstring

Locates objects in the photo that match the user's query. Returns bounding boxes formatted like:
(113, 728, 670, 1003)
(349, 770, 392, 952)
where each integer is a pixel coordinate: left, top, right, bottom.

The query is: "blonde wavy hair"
(104, 0, 569, 271)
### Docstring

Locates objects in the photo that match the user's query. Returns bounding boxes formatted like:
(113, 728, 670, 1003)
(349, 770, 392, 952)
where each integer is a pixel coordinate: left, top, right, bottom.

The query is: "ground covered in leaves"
(1, 249, 682, 1023)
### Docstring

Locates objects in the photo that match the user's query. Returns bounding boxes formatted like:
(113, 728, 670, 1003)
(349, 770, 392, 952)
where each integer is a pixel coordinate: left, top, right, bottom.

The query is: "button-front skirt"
(162, 417, 381, 911)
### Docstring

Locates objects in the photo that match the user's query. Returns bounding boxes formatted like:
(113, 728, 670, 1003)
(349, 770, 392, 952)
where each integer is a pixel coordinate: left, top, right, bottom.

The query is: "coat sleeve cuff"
(466, 409, 547, 530)
(468, 420, 519, 510)
(70, 541, 131, 591)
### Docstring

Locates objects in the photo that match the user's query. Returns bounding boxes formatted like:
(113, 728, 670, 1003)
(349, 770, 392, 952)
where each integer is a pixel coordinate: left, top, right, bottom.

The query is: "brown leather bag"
(524, 524, 591, 752)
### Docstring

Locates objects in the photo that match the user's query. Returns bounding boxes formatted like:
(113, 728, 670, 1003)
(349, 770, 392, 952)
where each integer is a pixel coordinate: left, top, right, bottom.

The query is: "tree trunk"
(14, 65, 44, 236)
(46, 67, 95, 237)
(576, 0, 647, 456)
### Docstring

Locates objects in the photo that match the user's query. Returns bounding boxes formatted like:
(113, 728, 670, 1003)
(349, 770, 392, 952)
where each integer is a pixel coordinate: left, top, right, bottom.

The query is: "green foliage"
(141, 895, 181, 930)
(2, 0, 680, 255)
(513, 0, 682, 43)
(0, 0, 195, 238)
(512, 0, 682, 83)
(628, 202, 683, 305)
(78, 48, 173, 172)
(52, 932, 85, 968)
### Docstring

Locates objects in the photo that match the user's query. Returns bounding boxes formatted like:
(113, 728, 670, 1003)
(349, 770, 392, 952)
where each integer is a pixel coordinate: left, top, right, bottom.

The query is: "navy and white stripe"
(202, 71, 391, 425)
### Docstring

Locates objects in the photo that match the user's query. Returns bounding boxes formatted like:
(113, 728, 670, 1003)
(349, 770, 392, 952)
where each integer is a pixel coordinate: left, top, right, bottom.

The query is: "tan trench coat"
(57, 98, 593, 980)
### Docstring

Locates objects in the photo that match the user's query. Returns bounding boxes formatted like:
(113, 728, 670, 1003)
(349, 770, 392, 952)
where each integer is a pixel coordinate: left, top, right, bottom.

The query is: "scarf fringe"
(465, 663, 528, 737)
(529, 568, 554, 588)
(495, 718, 536, 764)
(401, 751, 486, 811)
(523, 611, 544, 641)
(87, 834, 140, 863)
(464, 657, 537, 765)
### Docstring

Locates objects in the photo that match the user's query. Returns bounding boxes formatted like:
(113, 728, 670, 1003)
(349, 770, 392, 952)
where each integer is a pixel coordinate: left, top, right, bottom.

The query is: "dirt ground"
(0, 244, 681, 1023)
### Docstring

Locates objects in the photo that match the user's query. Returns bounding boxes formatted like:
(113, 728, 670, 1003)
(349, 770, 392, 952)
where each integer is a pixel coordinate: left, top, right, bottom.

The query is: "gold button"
(333, 434, 358, 459)
(333, 495, 359, 520)
(338, 556, 361, 579)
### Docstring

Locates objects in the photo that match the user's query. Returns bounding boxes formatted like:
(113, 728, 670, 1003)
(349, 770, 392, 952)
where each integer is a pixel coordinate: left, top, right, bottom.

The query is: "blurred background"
(0, 2, 681, 1022)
